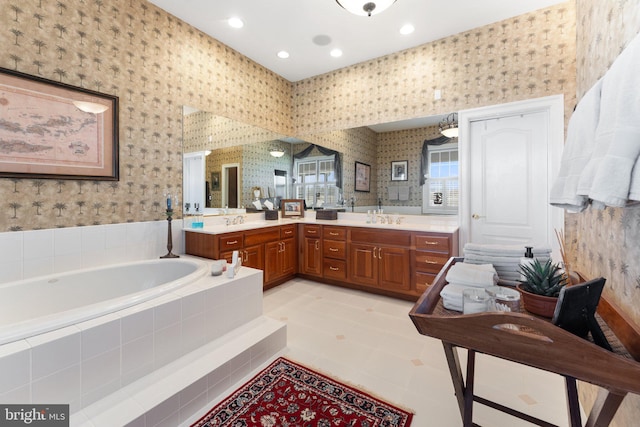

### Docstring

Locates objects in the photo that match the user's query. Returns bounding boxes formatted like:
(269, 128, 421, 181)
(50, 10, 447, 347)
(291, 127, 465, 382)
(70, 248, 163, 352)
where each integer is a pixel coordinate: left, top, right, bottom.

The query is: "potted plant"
(517, 259, 569, 317)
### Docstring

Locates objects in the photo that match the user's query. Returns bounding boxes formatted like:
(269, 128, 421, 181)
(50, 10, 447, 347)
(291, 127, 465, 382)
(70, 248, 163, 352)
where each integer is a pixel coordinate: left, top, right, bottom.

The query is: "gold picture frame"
(0, 67, 119, 180)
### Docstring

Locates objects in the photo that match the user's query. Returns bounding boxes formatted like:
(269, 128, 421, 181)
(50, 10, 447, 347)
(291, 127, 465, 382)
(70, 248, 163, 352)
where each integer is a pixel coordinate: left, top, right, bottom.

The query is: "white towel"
(398, 186, 410, 201)
(445, 263, 498, 288)
(587, 32, 640, 207)
(388, 187, 399, 200)
(550, 78, 603, 212)
(463, 243, 551, 256)
(440, 283, 469, 312)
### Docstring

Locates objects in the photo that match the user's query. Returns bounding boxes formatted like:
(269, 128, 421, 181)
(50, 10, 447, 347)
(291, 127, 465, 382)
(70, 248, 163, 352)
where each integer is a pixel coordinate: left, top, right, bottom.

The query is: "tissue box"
(264, 210, 279, 220)
(315, 210, 338, 220)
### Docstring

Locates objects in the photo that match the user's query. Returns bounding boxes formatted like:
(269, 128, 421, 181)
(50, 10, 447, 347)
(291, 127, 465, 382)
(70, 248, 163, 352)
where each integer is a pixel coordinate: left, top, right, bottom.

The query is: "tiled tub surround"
(0, 220, 184, 285)
(0, 263, 286, 427)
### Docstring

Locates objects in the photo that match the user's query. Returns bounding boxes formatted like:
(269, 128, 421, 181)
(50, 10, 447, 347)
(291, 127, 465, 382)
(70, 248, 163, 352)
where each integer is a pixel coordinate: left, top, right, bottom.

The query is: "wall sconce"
(72, 100, 109, 114)
(439, 112, 459, 138)
(335, 0, 397, 17)
(269, 148, 285, 158)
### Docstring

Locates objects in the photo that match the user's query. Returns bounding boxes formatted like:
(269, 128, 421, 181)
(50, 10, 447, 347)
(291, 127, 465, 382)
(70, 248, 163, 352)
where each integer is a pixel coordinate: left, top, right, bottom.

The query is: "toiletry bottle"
(366, 210, 371, 223)
(519, 246, 535, 281)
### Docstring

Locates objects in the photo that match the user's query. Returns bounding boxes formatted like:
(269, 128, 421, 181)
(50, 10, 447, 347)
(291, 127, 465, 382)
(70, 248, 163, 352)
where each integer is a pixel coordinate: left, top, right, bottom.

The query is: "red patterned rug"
(191, 357, 413, 427)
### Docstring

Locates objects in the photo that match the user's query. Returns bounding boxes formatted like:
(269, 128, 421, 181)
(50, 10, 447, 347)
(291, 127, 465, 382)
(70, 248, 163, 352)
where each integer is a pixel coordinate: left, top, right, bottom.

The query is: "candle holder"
(160, 209, 180, 259)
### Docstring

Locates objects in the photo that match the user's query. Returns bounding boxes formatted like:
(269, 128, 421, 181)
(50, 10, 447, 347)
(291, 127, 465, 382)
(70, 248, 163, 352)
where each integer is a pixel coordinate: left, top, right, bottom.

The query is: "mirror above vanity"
(182, 106, 457, 216)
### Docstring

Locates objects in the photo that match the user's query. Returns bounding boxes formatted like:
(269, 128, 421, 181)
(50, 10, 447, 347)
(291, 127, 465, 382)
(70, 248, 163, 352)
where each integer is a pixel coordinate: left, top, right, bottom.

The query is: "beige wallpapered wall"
(1, 0, 292, 231)
(569, 1, 640, 424)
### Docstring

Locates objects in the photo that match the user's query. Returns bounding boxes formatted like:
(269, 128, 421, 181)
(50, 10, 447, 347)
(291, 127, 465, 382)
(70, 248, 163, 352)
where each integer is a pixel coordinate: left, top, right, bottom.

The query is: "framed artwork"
(281, 199, 304, 217)
(211, 172, 220, 191)
(391, 160, 408, 181)
(0, 67, 119, 180)
(354, 161, 370, 192)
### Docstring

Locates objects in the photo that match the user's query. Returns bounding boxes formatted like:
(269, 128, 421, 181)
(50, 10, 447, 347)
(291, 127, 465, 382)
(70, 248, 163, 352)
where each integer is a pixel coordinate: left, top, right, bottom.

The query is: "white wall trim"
(458, 94, 565, 260)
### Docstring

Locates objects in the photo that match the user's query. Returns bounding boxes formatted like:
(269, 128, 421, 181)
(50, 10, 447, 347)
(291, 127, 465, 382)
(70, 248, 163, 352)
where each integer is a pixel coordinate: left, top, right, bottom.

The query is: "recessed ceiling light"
(227, 17, 244, 29)
(400, 24, 415, 35)
(330, 48, 343, 58)
(277, 51, 290, 59)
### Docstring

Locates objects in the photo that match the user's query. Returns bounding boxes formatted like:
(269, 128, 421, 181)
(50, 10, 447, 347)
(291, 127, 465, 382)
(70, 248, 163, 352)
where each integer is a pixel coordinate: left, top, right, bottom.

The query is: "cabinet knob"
(308, 230, 317, 234)
(373, 246, 378, 259)
(378, 248, 383, 260)
(424, 260, 439, 264)
(424, 241, 438, 245)
(226, 240, 238, 245)
(329, 232, 339, 236)
(329, 247, 339, 252)
(315, 241, 319, 250)
(329, 266, 339, 271)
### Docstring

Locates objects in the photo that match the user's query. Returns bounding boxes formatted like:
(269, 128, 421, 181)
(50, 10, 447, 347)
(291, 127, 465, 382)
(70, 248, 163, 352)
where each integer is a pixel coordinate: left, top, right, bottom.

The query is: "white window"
(293, 155, 338, 208)
(423, 143, 458, 214)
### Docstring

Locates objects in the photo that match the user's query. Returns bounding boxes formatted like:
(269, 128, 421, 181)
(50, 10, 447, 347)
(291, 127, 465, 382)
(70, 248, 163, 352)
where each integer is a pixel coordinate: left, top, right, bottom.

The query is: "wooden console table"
(409, 257, 640, 427)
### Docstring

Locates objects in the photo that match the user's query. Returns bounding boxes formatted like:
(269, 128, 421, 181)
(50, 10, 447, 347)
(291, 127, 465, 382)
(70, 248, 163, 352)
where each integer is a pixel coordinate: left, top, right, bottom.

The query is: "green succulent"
(519, 258, 568, 297)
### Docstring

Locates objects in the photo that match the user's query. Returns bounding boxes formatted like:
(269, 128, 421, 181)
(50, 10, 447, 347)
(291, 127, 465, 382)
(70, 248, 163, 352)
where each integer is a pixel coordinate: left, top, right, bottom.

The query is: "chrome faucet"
(232, 215, 245, 225)
(395, 216, 404, 225)
(377, 215, 386, 224)
(224, 217, 232, 226)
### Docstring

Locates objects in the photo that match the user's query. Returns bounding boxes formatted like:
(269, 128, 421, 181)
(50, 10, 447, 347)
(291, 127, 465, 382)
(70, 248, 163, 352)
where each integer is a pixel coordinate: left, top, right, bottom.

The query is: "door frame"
(458, 95, 565, 259)
(221, 163, 240, 209)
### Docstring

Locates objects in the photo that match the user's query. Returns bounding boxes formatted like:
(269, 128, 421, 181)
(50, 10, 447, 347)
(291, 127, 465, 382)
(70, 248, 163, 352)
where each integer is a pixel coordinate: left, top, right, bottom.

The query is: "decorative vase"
(516, 283, 558, 318)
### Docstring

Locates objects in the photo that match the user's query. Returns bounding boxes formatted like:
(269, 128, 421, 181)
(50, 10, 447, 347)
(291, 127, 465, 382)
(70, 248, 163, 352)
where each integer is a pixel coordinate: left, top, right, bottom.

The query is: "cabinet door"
(378, 246, 411, 291)
(349, 243, 377, 286)
(243, 244, 264, 270)
(301, 236, 322, 277)
(281, 238, 296, 277)
(264, 240, 281, 283)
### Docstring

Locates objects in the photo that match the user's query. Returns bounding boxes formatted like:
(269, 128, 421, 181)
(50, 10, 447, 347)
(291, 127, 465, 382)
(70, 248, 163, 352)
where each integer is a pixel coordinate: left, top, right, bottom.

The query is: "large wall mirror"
(182, 106, 457, 216)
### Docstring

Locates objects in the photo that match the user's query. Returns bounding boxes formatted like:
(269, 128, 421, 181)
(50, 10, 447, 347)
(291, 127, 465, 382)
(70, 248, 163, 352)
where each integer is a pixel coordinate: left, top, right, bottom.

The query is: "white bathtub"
(0, 258, 209, 346)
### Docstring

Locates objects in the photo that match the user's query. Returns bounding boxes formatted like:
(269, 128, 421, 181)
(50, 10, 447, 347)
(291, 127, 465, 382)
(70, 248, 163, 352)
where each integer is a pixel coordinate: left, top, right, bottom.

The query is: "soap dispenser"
(519, 246, 535, 281)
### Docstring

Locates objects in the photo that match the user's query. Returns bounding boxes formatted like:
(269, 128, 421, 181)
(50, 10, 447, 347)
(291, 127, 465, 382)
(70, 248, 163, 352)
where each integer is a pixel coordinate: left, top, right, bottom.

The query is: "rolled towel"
(446, 263, 498, 288)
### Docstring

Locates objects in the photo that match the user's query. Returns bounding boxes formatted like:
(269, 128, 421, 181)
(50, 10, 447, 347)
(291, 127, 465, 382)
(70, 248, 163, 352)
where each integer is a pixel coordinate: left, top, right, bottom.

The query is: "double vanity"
(184, 212, 459, 300)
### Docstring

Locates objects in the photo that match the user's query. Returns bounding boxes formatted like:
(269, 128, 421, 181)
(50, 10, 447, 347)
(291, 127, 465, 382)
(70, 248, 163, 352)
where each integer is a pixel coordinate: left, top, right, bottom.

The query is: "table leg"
(442, 342, 477, 427)
(585, 388, 626, 427)
(464, 349, 477, 427)
(565, 376, 582, 427)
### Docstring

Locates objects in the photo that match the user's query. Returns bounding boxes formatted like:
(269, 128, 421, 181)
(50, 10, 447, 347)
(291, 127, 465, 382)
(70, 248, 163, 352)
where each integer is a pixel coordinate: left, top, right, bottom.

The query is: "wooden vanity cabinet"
(322, 226, 347, 280)
(299, 224, 323, 277)
(412, 230, 459, 295)
(348, 228, 411, 292)
(264, 224, 297, 287)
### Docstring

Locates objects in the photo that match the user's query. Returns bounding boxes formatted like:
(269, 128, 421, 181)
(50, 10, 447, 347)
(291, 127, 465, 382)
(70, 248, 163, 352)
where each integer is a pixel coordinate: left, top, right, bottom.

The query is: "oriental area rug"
(191, 357, 413, 427)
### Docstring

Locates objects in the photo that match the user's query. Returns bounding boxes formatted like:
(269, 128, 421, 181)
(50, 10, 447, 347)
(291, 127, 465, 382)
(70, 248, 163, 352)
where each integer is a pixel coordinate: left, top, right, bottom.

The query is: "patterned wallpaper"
(569, 1, 640, 424)
(0, 0, 292, 231)
(293, 3, 577, 135)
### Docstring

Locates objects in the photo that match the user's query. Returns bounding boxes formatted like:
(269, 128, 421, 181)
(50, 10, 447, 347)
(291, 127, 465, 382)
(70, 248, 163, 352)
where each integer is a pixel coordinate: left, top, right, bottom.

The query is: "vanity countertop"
(184, 211, 459, 235)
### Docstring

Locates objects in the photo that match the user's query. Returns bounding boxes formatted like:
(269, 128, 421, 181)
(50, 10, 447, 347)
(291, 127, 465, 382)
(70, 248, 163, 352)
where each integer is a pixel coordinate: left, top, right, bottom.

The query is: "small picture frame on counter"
(281, 199, 304, 218)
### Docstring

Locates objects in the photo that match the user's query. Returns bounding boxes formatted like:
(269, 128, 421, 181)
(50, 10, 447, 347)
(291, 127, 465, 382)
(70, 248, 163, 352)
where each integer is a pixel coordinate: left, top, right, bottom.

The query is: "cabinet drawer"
(415, 271, 437, 295)
(323, 240, 346, 259)
(323, 227, 346, 241)
(324, 259, 347, 280)
(303, 224, 322, 238)
(280, 224, 296, 239)
(415, 251, 449, 273)
(350, 228, 411, 246)
(218, 233, 243, 251)
(244, 227, 280, 246)
(414, 234, 450, 252)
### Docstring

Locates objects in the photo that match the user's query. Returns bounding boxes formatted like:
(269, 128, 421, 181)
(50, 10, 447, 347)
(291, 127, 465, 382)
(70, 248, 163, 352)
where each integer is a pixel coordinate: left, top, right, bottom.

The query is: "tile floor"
(261, 278, 576, 427)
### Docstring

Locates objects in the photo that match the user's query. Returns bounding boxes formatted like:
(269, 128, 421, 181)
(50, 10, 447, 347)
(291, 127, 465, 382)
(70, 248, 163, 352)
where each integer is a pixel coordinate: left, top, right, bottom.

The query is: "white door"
(459, 95, 565, 257)
(469, 111, 549, 246)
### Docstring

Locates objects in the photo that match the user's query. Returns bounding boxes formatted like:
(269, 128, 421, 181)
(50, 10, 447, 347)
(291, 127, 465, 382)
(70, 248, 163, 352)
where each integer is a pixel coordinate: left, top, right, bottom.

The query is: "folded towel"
(445, 263, 498, 288)
(463, 243, 551, 257)
(398, 186, 410, 201)
(440, 283, 470, 312)
(442, 298, 463, 312)
(388, 187, 399, 200)
(550, 78, 603, 212)
(464, 254, 549, 266)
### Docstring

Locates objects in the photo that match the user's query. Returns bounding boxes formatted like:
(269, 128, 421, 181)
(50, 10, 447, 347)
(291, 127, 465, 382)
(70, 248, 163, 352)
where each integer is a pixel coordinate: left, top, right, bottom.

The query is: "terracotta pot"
(516, 283, 559, 318)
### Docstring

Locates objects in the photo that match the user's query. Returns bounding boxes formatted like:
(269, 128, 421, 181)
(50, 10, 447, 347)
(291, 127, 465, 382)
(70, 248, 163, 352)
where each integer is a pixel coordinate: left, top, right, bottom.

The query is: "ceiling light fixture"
(277, 51, 290, 59)
(72, 101, 109, 114)
(330, 48, 343, 58)
(439, 112, 459, 138)
(227, 17, 244, 28)
(269, 148, 285, 158)
(335, 0, 397, 17)
(399, 23, 414, 35)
